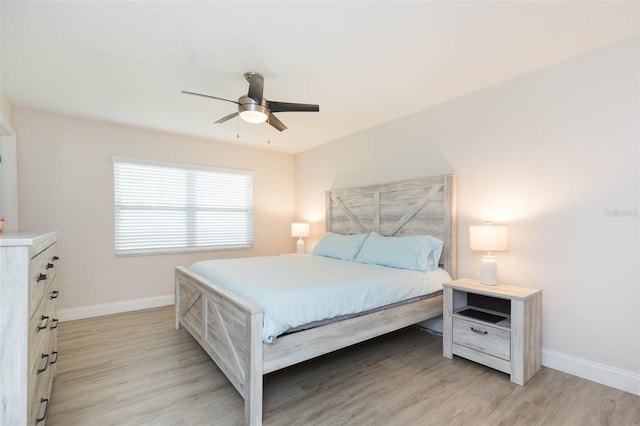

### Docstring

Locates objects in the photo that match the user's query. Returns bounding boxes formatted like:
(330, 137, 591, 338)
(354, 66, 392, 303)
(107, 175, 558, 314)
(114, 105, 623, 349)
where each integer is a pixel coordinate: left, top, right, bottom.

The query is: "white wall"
(296, 37, 639, 390)
(0, 91, 18, 231)
(15, 109, 296, 311)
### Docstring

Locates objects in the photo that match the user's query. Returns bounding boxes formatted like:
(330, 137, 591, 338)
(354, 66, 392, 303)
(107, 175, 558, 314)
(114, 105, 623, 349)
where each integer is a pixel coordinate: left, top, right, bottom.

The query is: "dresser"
(1, 232, 60, 425)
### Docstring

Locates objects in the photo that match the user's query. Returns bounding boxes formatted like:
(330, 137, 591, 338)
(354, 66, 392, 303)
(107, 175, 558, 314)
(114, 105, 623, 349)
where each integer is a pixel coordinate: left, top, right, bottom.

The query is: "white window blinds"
(114, 157, 253, 255)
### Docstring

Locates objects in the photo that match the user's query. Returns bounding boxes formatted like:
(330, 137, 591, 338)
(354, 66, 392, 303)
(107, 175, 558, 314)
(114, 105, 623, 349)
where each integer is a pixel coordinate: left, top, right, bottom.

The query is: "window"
(113, 157, 253, 255)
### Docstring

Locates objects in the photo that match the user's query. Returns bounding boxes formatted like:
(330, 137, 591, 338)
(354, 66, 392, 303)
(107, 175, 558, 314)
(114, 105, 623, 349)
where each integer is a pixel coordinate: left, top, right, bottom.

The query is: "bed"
(175, 174, 457, 425)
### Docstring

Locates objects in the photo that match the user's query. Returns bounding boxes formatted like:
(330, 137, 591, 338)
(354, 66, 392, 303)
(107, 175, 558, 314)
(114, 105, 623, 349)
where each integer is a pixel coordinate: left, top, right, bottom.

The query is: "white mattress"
(190, 254, 451, 343)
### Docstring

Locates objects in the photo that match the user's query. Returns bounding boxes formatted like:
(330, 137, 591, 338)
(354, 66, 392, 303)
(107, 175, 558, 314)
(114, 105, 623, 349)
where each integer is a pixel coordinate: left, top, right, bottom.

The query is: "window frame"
(113, 156, 254, 256)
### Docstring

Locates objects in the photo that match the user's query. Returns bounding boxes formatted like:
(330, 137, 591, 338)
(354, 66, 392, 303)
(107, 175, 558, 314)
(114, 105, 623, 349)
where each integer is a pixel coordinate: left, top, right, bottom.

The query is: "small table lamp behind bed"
(291, 222, 310, 255)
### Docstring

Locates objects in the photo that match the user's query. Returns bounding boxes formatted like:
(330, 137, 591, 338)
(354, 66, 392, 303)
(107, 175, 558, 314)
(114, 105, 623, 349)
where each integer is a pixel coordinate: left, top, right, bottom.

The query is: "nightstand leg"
(443, 286, 453, 358)
(510, 299, 525, 385)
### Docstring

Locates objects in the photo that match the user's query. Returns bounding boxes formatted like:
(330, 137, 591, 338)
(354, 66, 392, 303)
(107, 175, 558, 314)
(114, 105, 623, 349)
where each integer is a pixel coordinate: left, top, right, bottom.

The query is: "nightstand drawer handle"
(470, 327, 488, 335)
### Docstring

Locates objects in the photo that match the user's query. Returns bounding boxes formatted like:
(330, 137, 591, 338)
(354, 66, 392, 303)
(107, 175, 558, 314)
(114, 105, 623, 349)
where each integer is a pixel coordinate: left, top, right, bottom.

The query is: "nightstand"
(443, 279, 542, 385)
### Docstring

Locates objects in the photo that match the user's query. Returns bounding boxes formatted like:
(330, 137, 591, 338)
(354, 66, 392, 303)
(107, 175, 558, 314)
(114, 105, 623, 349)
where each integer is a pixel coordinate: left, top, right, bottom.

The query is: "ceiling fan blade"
(267, 101, 319, 113)
(214, 112, 239, 124)
(267, 113, 287, 132)
(182, 91, 239, 105)
(246, 72, 264, 104)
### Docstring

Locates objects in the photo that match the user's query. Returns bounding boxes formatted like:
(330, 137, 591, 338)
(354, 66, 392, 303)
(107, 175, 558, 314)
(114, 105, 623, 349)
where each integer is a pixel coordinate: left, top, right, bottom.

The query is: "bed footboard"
(175, 266, 264, 426)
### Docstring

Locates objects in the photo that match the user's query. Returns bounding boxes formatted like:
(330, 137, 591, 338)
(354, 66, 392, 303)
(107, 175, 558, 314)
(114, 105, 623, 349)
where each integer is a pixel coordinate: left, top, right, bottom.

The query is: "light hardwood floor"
(47, 306, 640, 426)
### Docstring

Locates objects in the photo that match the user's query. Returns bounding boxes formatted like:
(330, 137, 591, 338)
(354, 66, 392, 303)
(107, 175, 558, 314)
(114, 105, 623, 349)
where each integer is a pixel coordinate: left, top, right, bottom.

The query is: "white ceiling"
(1, 1, 638, 154)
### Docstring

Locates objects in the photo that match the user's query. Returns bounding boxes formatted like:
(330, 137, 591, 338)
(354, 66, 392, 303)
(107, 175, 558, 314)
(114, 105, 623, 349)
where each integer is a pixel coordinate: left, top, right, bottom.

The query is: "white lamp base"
(481, 255, 498, 285)
(296, 239, 305, 255)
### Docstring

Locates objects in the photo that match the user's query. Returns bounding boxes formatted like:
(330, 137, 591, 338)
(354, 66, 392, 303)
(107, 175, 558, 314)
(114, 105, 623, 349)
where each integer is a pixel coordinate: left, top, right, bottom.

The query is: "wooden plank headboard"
(326, 174, 457, 279)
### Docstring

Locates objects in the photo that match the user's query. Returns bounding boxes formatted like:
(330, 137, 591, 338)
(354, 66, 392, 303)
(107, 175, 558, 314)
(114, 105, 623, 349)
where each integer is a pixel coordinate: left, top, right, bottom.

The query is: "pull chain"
(236, 116, 240, 139)
(267, 115, 271, 144)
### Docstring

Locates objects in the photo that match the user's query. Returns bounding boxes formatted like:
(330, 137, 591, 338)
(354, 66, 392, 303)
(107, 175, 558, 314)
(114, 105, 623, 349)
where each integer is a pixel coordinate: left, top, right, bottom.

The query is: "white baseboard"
(57, 294, 174, 322)
(542, 348, 640, 396)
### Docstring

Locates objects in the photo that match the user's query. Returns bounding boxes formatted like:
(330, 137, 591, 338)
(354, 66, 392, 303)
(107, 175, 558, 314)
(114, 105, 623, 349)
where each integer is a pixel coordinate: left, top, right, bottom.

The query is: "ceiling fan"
(182, 72, 319, 132)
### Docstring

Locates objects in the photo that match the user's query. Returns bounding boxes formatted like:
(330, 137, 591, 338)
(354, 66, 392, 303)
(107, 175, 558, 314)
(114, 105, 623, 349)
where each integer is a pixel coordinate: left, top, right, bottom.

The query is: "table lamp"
(291, 223, 310, 255)
(469, 222, 509, 285)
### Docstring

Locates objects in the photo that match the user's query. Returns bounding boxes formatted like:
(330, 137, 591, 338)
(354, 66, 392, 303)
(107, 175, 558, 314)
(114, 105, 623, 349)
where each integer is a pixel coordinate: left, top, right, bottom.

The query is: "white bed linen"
(190, 254, 451, 343)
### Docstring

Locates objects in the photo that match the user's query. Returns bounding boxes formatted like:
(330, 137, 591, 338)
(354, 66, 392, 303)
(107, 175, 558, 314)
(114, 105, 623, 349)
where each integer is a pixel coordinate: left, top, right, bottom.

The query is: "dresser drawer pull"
(52, 256, 59, 261)
(35, 398, 49, 424)
(470, 327, 488, 335)
(36, 273, 47, 282)
(49, 351, 59, 365)
(49, 318, 59, 330)
(37, 315, 50, 332)
(50, 290, 60, 300)
(46, 262, 55, 270)
(37, 353, 50, 375)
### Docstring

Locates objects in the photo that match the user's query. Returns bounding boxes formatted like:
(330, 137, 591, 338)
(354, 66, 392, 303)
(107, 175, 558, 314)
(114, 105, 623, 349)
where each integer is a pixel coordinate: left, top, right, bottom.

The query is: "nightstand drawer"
(453, 317, 510, 361)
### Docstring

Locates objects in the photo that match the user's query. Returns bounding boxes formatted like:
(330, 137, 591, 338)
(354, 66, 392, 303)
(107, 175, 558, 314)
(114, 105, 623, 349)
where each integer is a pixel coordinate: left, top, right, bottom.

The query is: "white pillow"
(311, 232, 370, 261)
(355, 232, 443, 272)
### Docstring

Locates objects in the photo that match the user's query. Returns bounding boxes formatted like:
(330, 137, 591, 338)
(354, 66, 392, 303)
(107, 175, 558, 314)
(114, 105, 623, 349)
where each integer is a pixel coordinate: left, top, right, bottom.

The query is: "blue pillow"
(355, 232, 444, 272)
(311, 232, 370, 261)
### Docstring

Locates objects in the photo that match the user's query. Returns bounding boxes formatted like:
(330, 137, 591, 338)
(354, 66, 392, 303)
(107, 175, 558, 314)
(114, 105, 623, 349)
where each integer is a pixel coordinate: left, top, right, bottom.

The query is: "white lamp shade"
(291, 223, 310, 238)
(469, 225, 508, 251)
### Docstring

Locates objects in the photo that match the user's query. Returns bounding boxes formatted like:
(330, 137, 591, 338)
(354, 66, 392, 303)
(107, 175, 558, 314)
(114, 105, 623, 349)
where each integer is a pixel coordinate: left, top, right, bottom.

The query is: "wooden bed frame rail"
(263, 293, 442, 374)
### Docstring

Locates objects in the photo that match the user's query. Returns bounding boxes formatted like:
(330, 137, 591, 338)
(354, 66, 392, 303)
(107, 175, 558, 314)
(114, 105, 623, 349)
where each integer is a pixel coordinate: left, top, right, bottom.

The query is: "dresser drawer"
(29, 363, 54, 426)
(30, 243, 58, 317)
(29, 285, 59, 366)
(453, 317, 510, 361)
(28, 331, 56, 426)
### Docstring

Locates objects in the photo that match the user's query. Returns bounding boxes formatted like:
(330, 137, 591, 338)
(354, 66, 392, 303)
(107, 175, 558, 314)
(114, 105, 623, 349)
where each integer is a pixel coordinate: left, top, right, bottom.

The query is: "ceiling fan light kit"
(183, 71, 319, 132)
(238, 95, 268, 123)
